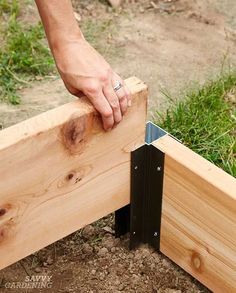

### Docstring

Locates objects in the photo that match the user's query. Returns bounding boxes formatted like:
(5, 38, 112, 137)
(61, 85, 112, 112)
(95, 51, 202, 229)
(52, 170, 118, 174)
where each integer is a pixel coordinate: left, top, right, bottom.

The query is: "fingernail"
(128, 101, 132, 107)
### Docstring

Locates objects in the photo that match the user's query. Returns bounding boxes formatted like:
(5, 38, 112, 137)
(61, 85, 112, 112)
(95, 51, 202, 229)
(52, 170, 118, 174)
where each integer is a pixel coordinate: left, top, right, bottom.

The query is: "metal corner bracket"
(115, 122, 166, 250)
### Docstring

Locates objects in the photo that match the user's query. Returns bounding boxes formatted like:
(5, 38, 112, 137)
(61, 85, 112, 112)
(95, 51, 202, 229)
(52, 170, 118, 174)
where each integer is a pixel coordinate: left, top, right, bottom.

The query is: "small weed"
(155, 73, 236, 177)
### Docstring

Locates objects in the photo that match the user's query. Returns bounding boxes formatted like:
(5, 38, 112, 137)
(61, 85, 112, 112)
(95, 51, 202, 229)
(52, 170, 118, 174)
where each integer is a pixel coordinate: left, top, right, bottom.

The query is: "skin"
(35, 0, 131, 131)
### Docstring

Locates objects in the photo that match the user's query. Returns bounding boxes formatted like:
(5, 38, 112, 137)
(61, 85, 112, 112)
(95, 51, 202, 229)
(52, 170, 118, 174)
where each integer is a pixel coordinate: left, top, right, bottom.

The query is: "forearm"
(35, 0, 83, 52)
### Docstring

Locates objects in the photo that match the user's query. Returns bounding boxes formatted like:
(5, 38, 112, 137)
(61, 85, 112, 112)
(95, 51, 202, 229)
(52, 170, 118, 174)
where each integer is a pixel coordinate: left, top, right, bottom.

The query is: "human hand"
(52, 38, 131, 131)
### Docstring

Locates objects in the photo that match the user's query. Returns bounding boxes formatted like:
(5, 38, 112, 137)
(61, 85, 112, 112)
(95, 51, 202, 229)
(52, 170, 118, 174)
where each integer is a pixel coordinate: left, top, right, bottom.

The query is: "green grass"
(156, 73, 236, 177)
(0, 0, 19, 16)
(0, 0, 54, 104)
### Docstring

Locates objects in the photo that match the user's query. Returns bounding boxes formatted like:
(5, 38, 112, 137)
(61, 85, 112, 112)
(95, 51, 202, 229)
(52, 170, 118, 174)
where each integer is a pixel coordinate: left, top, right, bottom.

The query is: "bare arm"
(35, 0, 131, 131)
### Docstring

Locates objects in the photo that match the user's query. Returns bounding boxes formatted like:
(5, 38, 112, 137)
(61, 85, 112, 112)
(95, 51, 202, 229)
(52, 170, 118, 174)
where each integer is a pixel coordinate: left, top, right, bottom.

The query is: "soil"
(0, 216, 210, 293)
(1, 0, 236, 292)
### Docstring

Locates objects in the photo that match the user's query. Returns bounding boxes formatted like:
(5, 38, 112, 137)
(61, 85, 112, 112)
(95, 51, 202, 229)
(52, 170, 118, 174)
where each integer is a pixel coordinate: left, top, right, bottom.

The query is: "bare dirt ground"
(1, 0, 236, 292)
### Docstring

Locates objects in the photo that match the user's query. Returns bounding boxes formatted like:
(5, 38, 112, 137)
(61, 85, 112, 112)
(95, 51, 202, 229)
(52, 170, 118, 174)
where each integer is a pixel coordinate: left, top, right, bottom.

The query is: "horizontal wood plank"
(153, 135, 236, 293)
(0, 77, 147, 270)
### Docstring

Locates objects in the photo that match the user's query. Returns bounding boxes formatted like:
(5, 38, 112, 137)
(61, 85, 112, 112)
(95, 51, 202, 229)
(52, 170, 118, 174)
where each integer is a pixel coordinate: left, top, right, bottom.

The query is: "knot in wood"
(191, 252, 203, 273)
(61, 114, 93, 155)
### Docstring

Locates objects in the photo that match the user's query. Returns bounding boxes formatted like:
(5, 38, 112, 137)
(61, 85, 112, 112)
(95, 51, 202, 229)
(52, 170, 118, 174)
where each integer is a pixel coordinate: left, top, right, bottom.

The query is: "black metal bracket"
(115, 122, 166, 250)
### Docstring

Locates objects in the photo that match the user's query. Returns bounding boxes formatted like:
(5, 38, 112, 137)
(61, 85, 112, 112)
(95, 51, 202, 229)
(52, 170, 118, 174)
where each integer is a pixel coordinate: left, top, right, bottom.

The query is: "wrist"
(49, 28, 84, 53)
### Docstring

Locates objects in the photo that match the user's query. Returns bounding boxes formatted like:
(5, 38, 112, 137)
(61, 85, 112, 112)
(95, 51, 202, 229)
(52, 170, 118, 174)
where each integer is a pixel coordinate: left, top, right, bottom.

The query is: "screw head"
(154, 232, 158, 237)
(134, 166, 138, 170)
(157, 166, 161, 172)
(133, 231, 136, 235)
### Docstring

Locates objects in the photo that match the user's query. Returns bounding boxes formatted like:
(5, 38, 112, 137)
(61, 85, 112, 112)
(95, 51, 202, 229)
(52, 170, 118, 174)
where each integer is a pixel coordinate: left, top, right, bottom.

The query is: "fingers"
(124, 83, 132, 107)
(87, 90, 114, 131)
(72, 73, 131, 131)
(112, 80, 127, 115)
(103, 84, 122, 124)
(112, 74, 131, 115)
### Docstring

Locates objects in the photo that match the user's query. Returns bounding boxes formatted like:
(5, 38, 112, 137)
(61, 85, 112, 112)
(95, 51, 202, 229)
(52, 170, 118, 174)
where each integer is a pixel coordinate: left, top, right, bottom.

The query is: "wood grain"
(0, 77, 147, 270)
(153, 135, 236, 293)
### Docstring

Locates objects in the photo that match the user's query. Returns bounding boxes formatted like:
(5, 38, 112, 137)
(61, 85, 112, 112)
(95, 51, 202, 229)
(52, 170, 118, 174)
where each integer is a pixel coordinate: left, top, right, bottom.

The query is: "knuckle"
(84, 80, 99, 95)
(103, 109, 113, 119)
(111, 102, 119, 110)
(65, 85, 77, 95)
(68, 88, 77, 95)
(100, 70, 110, 83)
(115, 116, 122, 123)
(100, 75, 108, 84)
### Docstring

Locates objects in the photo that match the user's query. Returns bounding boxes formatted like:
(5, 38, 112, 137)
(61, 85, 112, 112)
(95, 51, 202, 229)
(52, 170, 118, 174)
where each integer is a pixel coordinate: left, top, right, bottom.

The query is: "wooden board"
(153, 135, 236, 293)
(0, 77, 147, 270)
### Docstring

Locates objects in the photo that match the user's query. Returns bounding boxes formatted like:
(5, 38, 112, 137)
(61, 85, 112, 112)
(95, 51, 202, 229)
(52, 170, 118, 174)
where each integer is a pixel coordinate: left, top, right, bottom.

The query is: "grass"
(156, 73, 236, 177)
(0, 0, 19, 15)
(0, 0, 54, 104)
